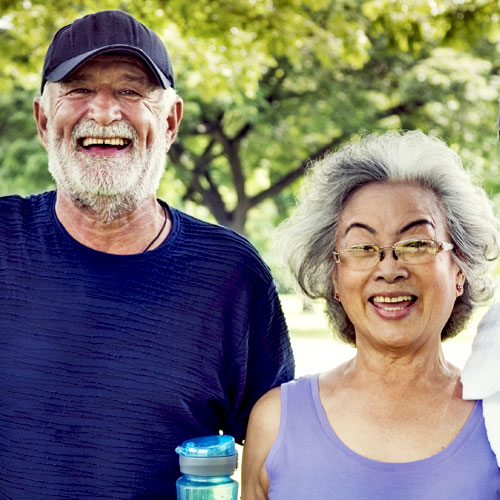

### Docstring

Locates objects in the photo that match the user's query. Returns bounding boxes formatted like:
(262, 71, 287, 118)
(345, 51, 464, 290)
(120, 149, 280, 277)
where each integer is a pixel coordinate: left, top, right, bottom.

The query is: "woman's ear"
(456, 268, 465, 297)
(331, 268, 340, 302)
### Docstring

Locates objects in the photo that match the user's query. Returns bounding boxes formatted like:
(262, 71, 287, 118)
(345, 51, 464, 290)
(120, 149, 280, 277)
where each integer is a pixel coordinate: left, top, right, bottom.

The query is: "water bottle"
(175, 435, 239, 500)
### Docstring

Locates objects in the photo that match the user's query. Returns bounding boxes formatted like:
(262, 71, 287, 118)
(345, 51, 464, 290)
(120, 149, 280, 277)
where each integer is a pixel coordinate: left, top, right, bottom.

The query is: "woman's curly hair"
(276, 130, 500, 345)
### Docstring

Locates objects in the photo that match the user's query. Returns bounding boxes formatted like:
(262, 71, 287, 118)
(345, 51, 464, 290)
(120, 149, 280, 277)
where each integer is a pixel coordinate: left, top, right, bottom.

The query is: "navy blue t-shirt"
(0, 191, 294, 499)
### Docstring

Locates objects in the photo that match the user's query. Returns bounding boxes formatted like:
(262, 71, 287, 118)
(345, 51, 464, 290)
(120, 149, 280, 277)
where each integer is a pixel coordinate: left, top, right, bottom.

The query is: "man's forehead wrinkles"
(61, 73, 88, 84)
(61, 69, 157, 92)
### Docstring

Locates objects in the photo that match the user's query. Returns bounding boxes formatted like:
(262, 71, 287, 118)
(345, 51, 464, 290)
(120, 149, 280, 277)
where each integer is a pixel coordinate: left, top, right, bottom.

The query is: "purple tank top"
(266, 375, 500, 499)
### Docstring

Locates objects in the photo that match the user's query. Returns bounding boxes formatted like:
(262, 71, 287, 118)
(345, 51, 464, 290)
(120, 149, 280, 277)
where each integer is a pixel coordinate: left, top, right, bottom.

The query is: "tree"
(0, 88, 52, 194)
(1, 0, 500, 237)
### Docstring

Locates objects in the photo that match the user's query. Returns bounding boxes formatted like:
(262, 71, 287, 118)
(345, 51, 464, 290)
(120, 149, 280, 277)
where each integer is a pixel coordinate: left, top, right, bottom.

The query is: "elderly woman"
(242, 130, 500, 499)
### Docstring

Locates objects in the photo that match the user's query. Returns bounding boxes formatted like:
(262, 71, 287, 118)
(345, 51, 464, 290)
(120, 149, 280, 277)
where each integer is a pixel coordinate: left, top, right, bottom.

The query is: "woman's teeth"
(372, 295, 413, 303)
(372, 295, 414, 311)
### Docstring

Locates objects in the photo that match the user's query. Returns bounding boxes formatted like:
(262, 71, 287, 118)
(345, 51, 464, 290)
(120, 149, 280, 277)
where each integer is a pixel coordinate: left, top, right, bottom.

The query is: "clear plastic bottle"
(175, 435, 238, 500)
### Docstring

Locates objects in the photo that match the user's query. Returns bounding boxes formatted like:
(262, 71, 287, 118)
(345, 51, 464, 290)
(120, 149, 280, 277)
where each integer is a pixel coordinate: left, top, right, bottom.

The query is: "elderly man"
(0, 10, 294, 499)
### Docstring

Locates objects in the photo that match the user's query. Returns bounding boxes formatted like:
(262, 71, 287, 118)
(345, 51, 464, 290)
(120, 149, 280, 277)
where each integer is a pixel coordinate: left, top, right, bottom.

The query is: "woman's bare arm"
(241, 387, 282, 500)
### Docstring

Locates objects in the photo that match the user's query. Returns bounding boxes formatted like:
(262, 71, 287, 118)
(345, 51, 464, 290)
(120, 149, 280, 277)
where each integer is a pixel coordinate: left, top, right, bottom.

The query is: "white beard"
(46, 119, 168, 223)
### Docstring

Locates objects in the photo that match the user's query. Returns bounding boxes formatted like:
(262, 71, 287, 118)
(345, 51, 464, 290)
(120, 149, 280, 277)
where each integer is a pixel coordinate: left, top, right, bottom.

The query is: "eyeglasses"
(332, 239, 454, 270)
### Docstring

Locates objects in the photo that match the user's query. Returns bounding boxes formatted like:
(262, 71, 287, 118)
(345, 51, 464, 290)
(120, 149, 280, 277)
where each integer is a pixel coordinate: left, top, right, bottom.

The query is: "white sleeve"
(461, 302, 500, 399)
(483, 393, 500, 467)
(461, 302, 500, 466)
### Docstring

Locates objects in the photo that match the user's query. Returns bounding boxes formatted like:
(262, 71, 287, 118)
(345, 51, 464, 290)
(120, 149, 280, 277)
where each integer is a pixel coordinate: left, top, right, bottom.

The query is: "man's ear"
(33, 97, 49, 149)
(165, 97, 184, 149)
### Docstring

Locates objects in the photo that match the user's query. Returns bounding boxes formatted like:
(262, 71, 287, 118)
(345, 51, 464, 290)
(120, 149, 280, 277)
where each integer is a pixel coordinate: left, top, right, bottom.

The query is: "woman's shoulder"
(246, 376, 318, 442)
(280, 374, 318, 388)
(251, 385, 282, 417)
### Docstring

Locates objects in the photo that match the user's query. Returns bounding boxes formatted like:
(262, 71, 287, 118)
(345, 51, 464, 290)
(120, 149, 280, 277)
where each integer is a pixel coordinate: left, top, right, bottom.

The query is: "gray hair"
(277, 130, 500, 345)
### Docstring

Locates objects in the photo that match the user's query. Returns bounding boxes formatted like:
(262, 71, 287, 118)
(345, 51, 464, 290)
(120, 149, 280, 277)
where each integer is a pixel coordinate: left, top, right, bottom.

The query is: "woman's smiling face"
(331, 181, 464, 352)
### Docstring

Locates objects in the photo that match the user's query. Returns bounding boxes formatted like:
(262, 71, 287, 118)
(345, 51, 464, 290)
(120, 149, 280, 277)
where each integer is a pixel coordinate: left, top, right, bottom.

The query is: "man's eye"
(69, 88, 91, 94)
(120, 89, 141, 96)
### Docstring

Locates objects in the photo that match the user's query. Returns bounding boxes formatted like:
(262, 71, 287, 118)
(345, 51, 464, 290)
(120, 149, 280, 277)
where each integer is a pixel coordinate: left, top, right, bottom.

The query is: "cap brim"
(44, 44, 171, 89)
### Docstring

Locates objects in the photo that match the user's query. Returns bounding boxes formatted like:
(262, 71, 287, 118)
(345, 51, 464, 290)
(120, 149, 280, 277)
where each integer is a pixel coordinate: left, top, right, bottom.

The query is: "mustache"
(71, 120, 139, 141)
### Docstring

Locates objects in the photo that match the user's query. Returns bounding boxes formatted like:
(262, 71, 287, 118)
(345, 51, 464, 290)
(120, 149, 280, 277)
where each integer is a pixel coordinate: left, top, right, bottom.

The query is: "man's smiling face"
(37, 54, 171, 221)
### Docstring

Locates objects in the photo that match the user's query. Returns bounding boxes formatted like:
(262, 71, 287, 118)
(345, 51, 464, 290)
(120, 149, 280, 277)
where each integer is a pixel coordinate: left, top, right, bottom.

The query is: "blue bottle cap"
(175, 435, 238, 476)
(176, 435, 236, 458)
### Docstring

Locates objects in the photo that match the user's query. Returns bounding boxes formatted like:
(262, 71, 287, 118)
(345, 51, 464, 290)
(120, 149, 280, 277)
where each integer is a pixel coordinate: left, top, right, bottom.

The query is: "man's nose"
(87, 89, 122, 125)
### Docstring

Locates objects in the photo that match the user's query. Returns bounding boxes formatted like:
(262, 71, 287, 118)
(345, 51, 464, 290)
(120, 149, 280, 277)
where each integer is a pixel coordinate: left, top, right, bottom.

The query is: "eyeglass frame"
(332, 238, 455, 268)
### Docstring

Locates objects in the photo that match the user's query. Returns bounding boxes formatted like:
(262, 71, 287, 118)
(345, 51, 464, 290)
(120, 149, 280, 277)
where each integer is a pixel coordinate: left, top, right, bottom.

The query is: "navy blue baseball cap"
(41, 10, 175, 92)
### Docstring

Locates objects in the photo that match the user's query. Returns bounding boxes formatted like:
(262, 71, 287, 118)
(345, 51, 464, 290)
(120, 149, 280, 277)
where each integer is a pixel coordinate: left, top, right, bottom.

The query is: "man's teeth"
(81, 137, 129, 147)
(372, 295, 413, 303)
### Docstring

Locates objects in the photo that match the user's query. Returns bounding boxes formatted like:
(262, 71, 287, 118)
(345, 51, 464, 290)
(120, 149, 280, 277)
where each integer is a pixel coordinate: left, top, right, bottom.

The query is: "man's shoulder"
(170, 207, 273, 280)
(0, 192, 55, 246)
(172, 207, 259, 251)
(0, 191, 54, 215)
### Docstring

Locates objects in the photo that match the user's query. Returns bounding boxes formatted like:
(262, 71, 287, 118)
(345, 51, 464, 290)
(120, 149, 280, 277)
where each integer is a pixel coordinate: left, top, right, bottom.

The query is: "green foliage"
(0, 87, 53, 194)
(1, 0, 500, 279)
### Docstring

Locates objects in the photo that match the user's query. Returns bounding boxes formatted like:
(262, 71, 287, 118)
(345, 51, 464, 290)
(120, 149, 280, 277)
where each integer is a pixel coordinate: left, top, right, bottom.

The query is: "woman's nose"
(375, 248, 409, 282)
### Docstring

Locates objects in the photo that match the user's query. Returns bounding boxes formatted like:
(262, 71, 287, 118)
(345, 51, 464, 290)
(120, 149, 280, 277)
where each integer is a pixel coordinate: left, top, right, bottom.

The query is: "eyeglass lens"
(339, 240, 439, 268)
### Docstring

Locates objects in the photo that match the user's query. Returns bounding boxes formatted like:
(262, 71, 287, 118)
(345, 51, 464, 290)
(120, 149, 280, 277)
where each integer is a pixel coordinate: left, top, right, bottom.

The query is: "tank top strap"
(265, 375, 320, 476)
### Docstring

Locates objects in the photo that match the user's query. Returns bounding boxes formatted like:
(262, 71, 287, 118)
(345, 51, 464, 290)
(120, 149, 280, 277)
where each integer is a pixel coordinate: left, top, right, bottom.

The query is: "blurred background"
(1, 0, 499, 363)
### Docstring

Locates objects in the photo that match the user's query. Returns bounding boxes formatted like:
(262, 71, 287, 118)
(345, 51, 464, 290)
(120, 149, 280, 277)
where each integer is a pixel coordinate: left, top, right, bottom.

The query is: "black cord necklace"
(143, 204, 167, 252)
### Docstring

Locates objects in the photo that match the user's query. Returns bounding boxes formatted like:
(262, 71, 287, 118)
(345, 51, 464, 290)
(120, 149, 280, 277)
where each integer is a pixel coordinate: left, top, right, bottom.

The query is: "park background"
(1, 0, 500, 474)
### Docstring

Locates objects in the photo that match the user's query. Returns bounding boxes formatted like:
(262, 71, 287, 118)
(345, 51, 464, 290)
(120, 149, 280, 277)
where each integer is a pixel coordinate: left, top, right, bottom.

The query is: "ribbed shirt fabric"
(0, 191, 294, 499)
(266, 375, 500, 500)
